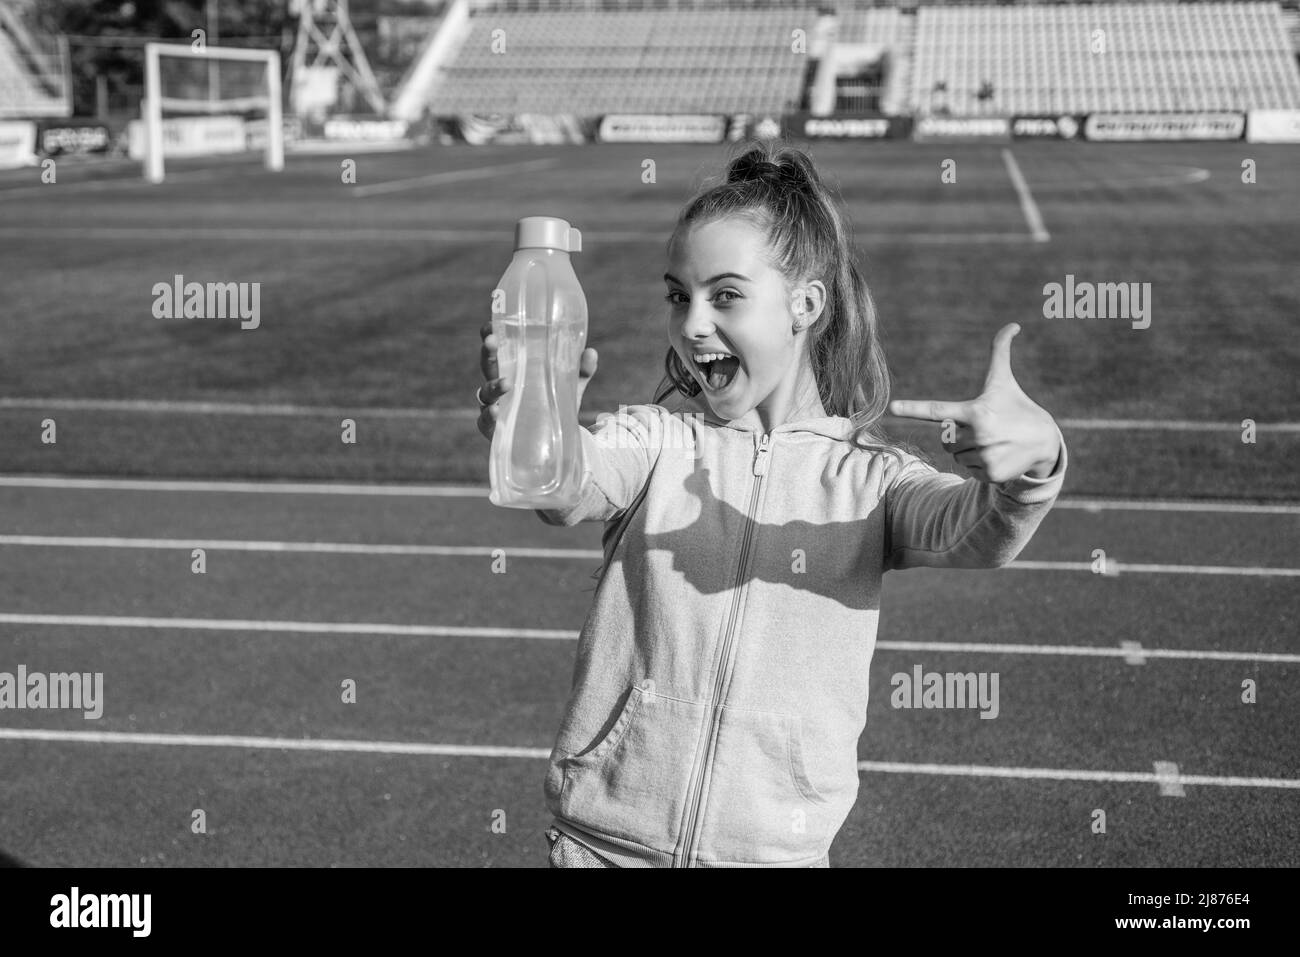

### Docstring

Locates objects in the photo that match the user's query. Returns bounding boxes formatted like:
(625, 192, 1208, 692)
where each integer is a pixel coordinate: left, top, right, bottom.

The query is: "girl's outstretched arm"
(534, 406, 664, 527)
(884, 324, 1066, 570)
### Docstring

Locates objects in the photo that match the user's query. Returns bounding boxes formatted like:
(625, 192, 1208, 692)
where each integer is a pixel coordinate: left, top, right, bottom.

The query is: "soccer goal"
(142, 42, 283, 183)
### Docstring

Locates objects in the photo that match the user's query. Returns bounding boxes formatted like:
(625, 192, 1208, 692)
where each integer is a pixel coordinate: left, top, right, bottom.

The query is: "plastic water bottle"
(488, 216, 588, 509)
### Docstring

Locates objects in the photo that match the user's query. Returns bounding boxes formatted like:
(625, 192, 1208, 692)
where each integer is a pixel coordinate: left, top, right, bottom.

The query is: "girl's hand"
(477, 321, 598, 441)
(889, 323, 1061, 483)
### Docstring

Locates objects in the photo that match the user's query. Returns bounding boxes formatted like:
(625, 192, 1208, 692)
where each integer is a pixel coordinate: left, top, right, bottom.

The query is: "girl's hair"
(652, 136, 902, 457)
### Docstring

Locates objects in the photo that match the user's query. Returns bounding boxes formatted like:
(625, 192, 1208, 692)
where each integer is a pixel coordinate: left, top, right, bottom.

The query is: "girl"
(476, 139, 1065, 868)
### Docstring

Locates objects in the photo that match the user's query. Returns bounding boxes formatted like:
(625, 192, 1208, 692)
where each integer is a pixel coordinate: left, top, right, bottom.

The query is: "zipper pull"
(753, 433, 771, 476)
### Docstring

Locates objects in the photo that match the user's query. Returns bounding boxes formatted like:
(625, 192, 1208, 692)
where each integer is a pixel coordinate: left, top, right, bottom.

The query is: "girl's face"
(664, 217, 824, 427)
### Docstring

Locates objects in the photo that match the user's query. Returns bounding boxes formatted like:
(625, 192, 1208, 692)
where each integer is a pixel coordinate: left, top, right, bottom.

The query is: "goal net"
(141, 42, 283, 183)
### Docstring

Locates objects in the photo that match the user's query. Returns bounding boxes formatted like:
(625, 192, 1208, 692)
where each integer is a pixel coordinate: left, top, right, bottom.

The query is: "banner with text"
(38, 120, 112, 156)
(321, 116, 410, 143)
(1011, 115, 1084, 140)
(912, 115, 1010, 142)
(1084, 112, 1245, 142)
(597, 114, 726, 144)
(783, 112, 910, 140)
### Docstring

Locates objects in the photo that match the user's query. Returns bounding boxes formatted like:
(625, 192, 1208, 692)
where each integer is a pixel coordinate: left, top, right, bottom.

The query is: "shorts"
(544, 825, 830, 868)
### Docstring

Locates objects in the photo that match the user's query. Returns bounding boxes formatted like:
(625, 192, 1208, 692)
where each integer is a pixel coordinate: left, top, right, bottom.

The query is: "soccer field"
(0, 139, 1296, 867)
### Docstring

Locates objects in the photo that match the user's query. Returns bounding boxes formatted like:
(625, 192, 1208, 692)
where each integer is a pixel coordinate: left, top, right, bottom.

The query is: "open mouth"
(692, 354, 741, 392)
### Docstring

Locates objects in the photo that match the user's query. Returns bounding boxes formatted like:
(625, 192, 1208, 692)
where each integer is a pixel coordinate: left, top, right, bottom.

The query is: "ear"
(792, 281, 827, 329)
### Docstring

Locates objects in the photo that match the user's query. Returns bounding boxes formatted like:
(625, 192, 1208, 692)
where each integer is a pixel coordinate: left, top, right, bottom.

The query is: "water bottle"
(488, 215, 588, 509)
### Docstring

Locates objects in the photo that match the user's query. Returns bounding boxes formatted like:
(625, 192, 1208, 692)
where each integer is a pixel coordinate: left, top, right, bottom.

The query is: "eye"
(663, 290, 741, 305)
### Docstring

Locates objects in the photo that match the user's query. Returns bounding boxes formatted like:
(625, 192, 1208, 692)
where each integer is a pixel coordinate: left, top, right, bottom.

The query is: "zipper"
(675, 432, 771, 867)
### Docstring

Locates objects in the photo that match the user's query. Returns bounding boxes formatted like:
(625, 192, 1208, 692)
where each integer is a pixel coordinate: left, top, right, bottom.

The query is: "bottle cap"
(515, 216, 582, 253)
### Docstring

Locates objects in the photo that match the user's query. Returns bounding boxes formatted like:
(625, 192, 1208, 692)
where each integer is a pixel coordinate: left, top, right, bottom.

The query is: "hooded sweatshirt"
(534, 378, 1067, 868)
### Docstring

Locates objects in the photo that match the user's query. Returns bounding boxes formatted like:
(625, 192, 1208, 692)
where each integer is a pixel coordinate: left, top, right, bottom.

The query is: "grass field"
(0, 139, 1296, 868)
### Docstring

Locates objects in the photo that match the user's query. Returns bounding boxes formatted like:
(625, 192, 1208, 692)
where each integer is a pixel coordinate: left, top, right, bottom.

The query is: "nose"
(679, 299, 718, 343)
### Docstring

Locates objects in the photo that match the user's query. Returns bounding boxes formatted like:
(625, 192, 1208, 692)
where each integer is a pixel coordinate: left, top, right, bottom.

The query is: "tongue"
(708, 355, 739, 389)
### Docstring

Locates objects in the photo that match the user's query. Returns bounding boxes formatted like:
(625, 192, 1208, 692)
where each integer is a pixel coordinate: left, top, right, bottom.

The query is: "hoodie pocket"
(557, 680, 705, 854)
(695, 706, 835, 863)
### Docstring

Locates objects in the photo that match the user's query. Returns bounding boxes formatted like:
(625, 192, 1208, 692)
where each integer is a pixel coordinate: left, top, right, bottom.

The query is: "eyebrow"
(663, 272, 752, 286)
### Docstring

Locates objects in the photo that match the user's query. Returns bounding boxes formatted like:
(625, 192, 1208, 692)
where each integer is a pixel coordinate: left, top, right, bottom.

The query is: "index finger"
(888, 398, 973, 423)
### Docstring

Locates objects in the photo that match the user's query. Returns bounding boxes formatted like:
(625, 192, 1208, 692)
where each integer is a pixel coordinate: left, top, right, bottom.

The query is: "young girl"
(476, 140, 1066, 868)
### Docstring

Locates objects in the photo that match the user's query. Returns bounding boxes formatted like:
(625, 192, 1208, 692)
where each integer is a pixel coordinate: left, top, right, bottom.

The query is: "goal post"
(143, 42, 283, 183)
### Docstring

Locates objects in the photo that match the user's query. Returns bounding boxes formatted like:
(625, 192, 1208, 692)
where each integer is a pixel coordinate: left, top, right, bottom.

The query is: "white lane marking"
(1056, 418, 1300, 432)
(0, 536, 1295, 577)
(1153, 761, 1187, 797)
(876, 641, 1300, 663)
(1, 614, 1296, 663)
(1052, 500, 1300, 515)
(0, 728, 549, 758)
(0, 476, 1296, 515)
(1001, 148, 1050, 242)
(0, 613, 575, 639)
(0, 535, 592, 559)
(350, 158, 562, 197)
(0, 728, 1293, 791)
(1120, 641, 1147, 666)
(3, 399, 1297, 433)
(1007, 561, 1298, 577)
(0, 477, 494, 496)
(857, 760, 1298, 790)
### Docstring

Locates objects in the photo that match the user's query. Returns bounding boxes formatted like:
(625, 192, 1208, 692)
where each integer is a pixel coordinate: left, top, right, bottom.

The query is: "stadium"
(0, 0, 1296, 888)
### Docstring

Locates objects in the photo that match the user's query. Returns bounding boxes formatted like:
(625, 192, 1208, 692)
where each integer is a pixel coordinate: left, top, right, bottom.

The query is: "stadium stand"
(910, 2, 1300, 116)
(430, 6, 814, 114)
(0, 3, 69, 118)
(405, 0, 1300, 119)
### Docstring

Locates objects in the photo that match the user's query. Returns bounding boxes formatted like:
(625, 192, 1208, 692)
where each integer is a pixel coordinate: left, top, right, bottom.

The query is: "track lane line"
(0, 728, 1293, 790)
(6, 399, 1295, 432)
(0, 477, 1296, 514)
(0, 614, 1295, 662)
(0, 536, 1294, 576)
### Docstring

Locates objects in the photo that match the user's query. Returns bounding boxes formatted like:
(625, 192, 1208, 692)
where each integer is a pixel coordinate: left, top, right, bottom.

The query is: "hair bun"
(731, 153, 803, 190)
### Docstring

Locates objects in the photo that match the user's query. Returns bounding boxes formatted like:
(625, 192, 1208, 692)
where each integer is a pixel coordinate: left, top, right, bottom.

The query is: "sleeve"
(533, 404, 663, 527)
(883, 426, 1067, 571)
